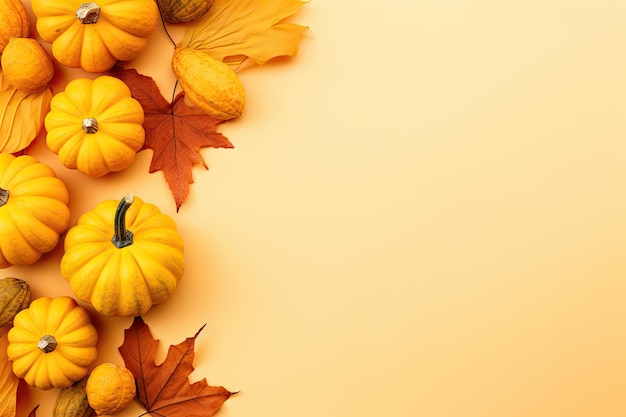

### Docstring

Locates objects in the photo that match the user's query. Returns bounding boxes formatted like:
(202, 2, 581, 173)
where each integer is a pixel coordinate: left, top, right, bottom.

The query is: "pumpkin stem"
(76, 2, 101, 24)
(0, 188, 8, 206)
(38, 334, 57, 353)
(112, 194, 135, 249)
(82, 117, 98, 134)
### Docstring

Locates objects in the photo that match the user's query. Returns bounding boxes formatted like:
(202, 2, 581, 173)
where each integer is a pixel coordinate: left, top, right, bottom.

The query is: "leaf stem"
(171, 79, 178, 105)
(156, 1, 176, 47)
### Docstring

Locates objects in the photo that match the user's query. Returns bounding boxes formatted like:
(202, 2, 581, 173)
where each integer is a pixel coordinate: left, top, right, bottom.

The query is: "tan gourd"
(53, 375, 96, 417)
(0, 277, 30, 327)
(158, 0, 214, 23)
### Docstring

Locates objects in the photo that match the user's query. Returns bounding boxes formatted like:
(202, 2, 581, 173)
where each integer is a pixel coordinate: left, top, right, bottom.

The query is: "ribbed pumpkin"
(0, 0, 31, 54)
(7, 296, 98, 390)
(31, 0, 159, 73)
(0, 154, 70, 268)
(61, 194, 185, 317)
(45, 75, 145, 177)
(0, 277, 30, 326)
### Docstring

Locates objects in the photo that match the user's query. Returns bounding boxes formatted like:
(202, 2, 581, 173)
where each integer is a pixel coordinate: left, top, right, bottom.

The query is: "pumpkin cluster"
(0, 190, 185, 412)
(0, 0, 244, 413)
(0, 283, 139, 415)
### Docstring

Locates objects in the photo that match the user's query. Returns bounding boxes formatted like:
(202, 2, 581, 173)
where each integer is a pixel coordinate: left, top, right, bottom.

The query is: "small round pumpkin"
(0, 277, 30, 327)
(7, 296, 98, 390)
(0, 154, 70, 268)
(61, 194, 185, 317)
(1, 37, 54, 93)
(0, 0, 31, 54)
(45, 75, 145, 177)
(31, 0, 159, 73)
(86, 362, 136, 415)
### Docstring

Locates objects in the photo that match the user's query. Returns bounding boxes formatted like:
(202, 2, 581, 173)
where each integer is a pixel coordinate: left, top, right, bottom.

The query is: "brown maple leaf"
(27, 405, 39, 417)
(110, 67, 234, 211)
(118, 316, 233, 417)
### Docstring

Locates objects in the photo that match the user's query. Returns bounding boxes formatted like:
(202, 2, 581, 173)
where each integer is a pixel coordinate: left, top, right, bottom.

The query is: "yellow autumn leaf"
(0, 70, 52, 154)
(178, 0, 309, 70)
(0, 332, 19, 417)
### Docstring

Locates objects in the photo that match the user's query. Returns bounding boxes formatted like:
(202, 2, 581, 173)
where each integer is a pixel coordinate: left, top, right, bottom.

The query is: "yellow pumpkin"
(61, 194, 185, 317)
(45, 75, 145, 177)
(0, 154, 70, 268)
(7, 296, 98, 390)
(31, 0, 159, 73)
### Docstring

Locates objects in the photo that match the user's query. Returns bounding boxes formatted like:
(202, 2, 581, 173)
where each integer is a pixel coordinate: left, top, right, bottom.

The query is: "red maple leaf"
(118, 316, 233, 417)
(110, 67, 234, 211)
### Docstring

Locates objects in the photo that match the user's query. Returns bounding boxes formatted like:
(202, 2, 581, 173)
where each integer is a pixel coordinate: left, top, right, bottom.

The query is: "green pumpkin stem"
(112, 194, 134, 249)
(0, 188, 8, 206)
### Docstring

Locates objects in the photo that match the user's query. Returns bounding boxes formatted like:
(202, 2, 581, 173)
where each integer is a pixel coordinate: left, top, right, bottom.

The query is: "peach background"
(6, 0, 626, 416)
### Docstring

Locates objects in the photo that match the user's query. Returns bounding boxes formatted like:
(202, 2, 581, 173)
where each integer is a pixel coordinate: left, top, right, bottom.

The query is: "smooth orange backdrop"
(7, 0, 626, 416)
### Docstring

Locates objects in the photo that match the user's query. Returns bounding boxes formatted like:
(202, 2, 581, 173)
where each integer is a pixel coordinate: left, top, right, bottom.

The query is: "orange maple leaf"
(179, 0, 309, 70)
(110, 67, 233, 211)
(118, 316, 233, 417)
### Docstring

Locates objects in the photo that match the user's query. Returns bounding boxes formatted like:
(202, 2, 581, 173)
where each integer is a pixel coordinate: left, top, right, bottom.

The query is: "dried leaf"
(179, 0, 309, 70)
(110, 67, 233, 211)
(0, 71, 52, 154)
(27, 405, 39, 417)
(0, 333, 19, 417)
(119, 316, 233, 417)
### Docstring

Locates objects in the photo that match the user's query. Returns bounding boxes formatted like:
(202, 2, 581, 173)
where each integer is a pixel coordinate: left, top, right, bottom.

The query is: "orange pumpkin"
(0, 154, 70, 268)
(31, 0, 159, 73)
